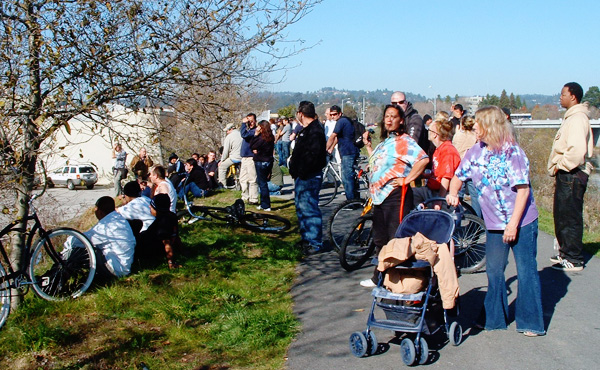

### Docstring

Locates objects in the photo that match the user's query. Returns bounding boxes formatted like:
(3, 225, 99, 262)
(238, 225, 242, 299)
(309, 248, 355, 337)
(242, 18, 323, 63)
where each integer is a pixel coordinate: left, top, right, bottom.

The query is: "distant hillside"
(520, 94, 559, 108)
(257, 88, 559, 112)
(256, 88, 428, 111)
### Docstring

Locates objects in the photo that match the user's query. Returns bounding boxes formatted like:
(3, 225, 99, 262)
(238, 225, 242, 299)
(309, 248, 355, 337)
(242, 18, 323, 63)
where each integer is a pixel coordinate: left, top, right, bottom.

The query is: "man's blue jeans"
(484, 219, 545, 335)
(178, 182, 207, 199)
(294, 174, 322, 247)
(341, 154, 358, 200)
(279, 141, 290, 167)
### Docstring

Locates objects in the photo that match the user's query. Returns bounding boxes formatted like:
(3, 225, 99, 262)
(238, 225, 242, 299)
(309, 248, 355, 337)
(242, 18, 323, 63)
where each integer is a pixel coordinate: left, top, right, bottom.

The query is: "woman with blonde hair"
(446, 106, 544, 337)
(453, 115, 481, 216)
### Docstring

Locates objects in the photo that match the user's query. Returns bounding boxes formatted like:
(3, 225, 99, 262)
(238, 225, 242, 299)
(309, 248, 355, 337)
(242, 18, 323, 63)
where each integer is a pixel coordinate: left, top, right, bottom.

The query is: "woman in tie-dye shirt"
(446, 106, 545, 337)
(359, 104, 429, 287)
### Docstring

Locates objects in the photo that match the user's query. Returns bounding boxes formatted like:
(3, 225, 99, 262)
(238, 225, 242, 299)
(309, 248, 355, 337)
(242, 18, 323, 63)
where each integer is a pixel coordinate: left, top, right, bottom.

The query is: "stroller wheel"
(366, 330, 378, 355)
(417, 337, 429, 364)
(400, 338, 416, 366)
(349, 331, 368, 358)
(449, 321, 463, 346)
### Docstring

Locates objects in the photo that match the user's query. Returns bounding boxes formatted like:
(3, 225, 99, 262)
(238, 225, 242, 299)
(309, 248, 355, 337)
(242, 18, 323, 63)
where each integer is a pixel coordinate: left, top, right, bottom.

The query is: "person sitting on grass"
(65, 196, 136, 281)
(138, 193, 181, 269)
(117, 181, 155, 233)
(178, 158, 210, 200)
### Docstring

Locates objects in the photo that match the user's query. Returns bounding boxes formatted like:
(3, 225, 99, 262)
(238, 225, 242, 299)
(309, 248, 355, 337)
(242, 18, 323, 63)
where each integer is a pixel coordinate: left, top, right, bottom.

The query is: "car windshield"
(79, 167, 95, 173)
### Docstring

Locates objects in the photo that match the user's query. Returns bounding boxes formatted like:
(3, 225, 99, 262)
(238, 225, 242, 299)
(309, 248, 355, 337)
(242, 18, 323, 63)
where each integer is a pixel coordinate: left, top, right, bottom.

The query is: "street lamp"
(428, 86, 437, 116)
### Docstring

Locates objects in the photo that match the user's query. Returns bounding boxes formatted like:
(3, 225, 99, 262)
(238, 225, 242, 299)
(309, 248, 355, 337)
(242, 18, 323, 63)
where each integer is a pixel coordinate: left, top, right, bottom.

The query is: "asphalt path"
(285, 195, 600, 370)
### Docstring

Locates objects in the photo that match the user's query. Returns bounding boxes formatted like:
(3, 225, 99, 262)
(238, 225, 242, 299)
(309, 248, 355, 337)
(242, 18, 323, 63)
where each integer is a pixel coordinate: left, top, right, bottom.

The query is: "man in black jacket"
(178, 159, 210, 199)
(289, 101, 327, 254)
(391, 91, 429, 152)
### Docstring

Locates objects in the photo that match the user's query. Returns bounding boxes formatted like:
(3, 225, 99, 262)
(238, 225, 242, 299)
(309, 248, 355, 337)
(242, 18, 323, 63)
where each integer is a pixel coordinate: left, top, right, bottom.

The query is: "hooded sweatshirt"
(547, 103, 594, 176)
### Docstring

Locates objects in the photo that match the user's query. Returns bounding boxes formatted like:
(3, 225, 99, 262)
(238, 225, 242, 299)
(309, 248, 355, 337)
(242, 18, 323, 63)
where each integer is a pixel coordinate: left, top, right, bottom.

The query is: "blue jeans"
(268, 182, 282, 195)
(484, 219, 545, 334)
(254, 161, 273, 209)
(294, 174, 323, 247)
(279, 141, 290, 167)
(178, 182, 207, 199)
(341, 154, 358, 200)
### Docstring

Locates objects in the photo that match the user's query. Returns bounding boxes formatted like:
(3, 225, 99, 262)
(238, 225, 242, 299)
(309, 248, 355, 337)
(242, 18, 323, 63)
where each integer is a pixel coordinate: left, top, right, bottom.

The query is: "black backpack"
(351, 119, 366, 148)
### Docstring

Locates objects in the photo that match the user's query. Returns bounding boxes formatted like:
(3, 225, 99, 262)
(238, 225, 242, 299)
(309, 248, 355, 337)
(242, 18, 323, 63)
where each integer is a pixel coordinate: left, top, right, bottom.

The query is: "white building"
(41, 104, 168, 185)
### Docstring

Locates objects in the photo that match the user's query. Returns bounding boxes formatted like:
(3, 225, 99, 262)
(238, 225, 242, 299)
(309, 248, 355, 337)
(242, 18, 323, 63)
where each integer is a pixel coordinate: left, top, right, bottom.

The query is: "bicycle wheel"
(339, 215, 376, 271)
(0, 263, 10, 329)
(204, 206, 236, 222)
(327, 198, 367, 252)
(29, 228, 96, 301)
(318, 169, 338, 207)
(177, 206, 211, 224)
(453, 214, 487, 274)
(239, 212, 291, 233)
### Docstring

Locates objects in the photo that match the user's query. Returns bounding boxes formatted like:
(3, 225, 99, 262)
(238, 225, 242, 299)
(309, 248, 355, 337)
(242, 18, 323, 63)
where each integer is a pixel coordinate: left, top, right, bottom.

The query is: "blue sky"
(266, 0, 600, 97)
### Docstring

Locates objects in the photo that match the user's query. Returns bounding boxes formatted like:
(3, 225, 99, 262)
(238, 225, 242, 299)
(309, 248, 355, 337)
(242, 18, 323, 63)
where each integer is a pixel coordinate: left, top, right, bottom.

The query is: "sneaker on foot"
(360, 279, 376, 288)
(549, 254, 562, 264)
(551, 259, 584, 272)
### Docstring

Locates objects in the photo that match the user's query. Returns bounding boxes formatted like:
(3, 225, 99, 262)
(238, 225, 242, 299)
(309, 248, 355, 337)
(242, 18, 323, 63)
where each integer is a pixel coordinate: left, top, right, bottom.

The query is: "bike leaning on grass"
(0, 192, 97, 330)
(176, 181, 291, 234)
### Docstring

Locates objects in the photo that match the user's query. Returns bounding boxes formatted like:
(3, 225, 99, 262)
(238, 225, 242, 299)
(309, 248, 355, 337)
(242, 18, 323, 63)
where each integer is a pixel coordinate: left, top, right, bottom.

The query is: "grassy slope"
(0, 192, 301, 370)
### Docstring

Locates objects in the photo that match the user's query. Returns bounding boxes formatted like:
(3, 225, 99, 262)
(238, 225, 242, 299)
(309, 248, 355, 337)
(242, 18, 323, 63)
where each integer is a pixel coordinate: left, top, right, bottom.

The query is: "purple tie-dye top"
(455, 141, 538, 230)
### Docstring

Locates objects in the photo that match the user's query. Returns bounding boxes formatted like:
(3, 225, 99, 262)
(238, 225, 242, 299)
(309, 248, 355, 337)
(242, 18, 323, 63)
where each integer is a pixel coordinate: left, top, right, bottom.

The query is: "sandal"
(522, 331, 542, 337)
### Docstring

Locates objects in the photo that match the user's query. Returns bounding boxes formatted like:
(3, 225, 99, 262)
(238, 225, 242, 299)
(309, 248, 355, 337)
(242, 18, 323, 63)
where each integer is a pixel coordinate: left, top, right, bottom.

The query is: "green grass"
(536, 206, 600, 258)
(0, 193, 301, 369)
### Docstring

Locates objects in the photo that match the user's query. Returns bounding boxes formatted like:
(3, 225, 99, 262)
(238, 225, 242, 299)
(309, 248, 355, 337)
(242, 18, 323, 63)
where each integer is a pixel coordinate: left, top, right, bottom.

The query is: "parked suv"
(47, 163, 98, 190)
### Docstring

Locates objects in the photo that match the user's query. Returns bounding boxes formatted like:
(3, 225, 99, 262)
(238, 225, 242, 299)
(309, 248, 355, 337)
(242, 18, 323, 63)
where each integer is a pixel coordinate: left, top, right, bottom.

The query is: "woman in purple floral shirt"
(446, 106, 545, 337)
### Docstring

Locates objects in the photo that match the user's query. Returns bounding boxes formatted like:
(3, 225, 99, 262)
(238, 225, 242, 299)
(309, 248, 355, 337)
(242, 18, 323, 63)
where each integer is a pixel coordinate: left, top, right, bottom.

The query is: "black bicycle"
(0, 193, 96, 329)
(176, 185, 291, 234)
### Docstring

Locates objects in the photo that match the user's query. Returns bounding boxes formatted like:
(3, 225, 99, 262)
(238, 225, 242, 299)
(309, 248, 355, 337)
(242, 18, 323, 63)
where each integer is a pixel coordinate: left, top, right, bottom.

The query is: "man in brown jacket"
(548, 82, 593, 272)
(130, 148, 154, 181)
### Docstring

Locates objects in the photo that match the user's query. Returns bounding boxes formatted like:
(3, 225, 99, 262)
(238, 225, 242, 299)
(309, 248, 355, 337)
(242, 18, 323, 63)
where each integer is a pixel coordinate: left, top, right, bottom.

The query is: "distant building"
(464, 96, 483, 115)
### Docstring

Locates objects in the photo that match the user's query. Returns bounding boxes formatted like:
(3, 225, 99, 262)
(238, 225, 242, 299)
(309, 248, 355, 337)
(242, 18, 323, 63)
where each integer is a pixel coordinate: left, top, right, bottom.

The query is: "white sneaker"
(360, 279, 376, 288)
(256, 206, 271, 211)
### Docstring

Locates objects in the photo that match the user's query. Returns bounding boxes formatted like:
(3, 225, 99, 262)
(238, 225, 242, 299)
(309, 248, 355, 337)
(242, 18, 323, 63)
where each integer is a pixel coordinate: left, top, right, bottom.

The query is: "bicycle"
(327, 196, 372, 252)
(176, 188, 291, 234)
(319, 155, 369, 207)
(0, 192, 96, 329)
(224, 162, 241, 191)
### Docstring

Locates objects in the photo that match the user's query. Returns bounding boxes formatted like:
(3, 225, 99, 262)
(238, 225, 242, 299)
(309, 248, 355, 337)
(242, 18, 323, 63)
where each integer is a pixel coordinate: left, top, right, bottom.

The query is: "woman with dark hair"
(360, 104, 429, 287)
(251, 120, 275, 211)
(446, 106, 544, 337)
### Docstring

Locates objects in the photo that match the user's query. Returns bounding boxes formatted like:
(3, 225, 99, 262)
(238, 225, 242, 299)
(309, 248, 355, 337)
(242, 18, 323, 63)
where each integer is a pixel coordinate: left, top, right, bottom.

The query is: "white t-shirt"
(66, 211, 136, 277)
(117, 196, 155, 232)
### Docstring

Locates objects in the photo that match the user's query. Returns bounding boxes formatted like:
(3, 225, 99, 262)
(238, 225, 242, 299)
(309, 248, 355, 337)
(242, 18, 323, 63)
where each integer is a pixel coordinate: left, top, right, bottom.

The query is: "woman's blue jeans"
(254, 161, 273, 209)
(294, 174, 322, 247)
(484, 219, 545, 334)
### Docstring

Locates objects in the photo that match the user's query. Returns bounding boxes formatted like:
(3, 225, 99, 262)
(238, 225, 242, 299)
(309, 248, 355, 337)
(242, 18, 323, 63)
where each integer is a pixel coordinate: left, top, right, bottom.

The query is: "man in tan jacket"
(547, 82, 593, 272)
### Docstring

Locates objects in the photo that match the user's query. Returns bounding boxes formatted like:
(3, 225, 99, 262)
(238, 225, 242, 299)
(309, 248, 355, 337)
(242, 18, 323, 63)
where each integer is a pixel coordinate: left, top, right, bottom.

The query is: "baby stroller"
(349, 208, 463, 366)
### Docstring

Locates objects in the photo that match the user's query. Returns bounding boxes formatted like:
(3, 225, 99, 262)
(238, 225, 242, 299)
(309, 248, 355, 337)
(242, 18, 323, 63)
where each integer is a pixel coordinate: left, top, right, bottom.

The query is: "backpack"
(351, 119, 366, 148)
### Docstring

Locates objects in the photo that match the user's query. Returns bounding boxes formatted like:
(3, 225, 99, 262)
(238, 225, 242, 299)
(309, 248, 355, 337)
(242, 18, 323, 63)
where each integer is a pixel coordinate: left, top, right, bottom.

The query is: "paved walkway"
(285, 197, 600, 370)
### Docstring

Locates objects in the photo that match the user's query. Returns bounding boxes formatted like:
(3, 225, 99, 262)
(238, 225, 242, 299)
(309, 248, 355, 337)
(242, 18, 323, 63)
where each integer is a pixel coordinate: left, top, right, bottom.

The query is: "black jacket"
(289, 119, 327, 180)
(186, 166, 209, 190)
(250, 135, 275, 163)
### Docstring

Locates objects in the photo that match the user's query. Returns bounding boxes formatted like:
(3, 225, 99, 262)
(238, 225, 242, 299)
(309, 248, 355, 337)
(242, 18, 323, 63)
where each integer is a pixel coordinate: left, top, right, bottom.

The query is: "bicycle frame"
(0, 212, 62, 292)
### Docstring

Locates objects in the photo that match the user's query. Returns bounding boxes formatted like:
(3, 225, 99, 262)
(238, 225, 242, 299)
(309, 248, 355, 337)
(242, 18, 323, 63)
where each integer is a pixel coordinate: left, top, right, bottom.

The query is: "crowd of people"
(84, 81, 591, 340)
